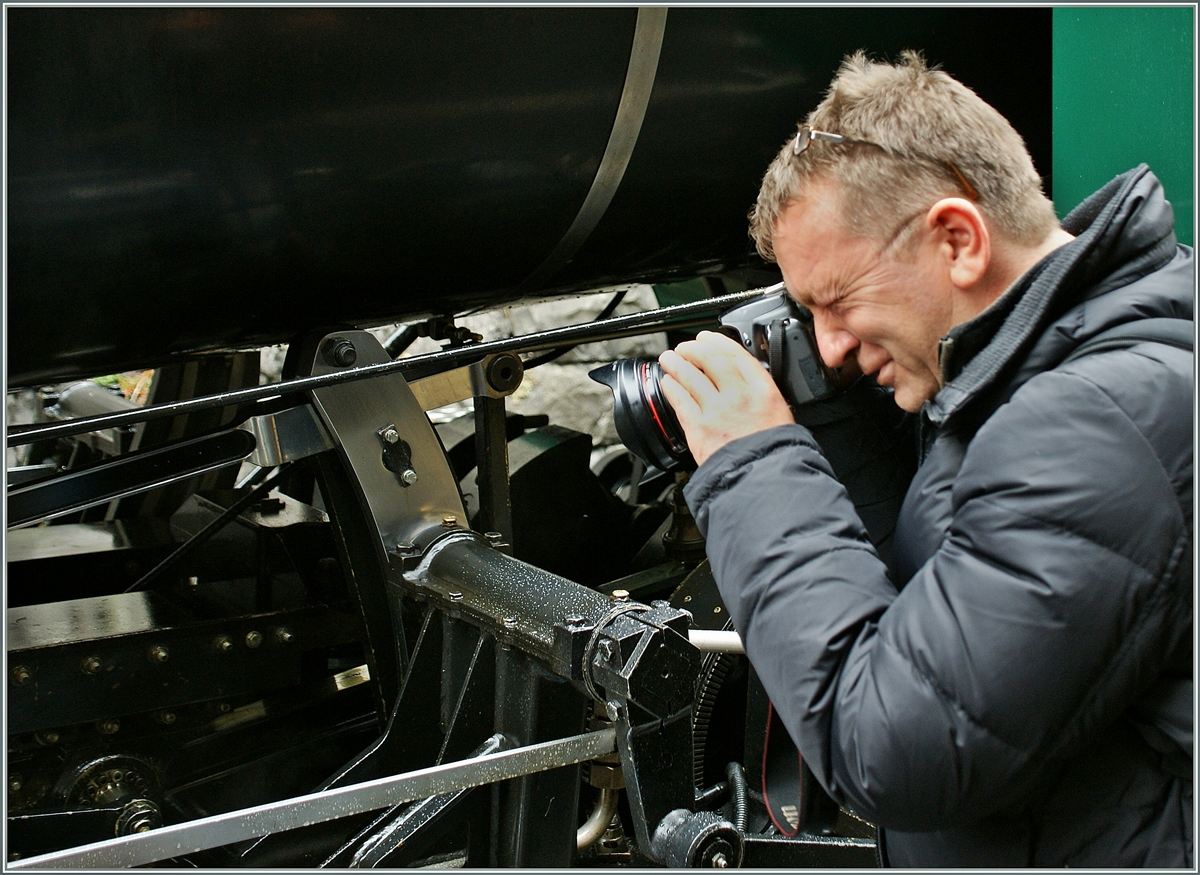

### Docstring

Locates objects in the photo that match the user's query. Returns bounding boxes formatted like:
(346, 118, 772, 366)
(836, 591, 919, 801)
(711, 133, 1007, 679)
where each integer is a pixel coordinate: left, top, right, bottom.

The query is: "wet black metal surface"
(7, 7, 1051, 387)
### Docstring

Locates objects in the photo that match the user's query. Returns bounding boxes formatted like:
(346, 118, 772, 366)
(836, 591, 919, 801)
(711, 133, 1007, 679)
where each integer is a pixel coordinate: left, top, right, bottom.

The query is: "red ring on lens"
(640, 361, 673, 444)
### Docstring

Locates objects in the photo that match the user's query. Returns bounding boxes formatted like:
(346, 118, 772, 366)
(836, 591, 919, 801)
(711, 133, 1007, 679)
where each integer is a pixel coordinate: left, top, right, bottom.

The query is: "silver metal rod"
(8, 284, 779, 448)
(689, 629, 745, 654)
(9, 728, 616, 870)
(576, 787, 621, 851)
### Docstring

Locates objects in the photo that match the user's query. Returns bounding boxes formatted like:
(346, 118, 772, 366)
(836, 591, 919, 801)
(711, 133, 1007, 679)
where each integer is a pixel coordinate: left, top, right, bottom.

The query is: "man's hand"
(658, 330, 795, 466)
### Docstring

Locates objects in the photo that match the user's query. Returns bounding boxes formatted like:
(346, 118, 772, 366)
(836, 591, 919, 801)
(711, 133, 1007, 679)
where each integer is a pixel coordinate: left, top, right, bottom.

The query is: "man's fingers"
(670, 332, 751, 390)
(673, 331, 777, 396)
(659, 372, 701, 426)
(659, 348, 719, 407)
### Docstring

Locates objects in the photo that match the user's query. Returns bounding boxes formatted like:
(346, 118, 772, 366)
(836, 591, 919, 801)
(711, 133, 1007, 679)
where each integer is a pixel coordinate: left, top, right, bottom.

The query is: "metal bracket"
(242, 403, 335, 467)
(408, 352, 525, 412)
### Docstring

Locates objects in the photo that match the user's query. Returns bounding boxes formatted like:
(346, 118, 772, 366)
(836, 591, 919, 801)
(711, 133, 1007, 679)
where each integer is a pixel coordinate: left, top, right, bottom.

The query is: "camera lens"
(589, 359, 693, 472)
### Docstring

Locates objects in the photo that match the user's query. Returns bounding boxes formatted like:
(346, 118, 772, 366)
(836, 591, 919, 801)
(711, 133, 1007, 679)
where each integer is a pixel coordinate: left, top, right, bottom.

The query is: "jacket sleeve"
(685, 344, 1192, 831)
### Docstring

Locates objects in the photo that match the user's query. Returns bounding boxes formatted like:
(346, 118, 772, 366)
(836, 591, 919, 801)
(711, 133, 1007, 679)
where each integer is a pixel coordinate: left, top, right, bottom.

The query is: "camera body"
(591, 290, 838, 471)
(715, 291, 837, 409)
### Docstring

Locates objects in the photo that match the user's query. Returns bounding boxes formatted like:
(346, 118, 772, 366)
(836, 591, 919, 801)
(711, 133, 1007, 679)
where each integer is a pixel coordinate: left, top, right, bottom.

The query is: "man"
(659, 51, 1193, 866)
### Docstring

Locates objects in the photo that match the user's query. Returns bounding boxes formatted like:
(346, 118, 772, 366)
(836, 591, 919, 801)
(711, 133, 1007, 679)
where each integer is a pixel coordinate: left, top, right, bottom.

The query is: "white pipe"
(576, 787, 620, 850)
(688, 629, 745, 654)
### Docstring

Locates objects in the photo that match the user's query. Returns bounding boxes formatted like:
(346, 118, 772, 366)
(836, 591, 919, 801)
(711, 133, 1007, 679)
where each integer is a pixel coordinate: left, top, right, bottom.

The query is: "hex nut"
(401, 468, 419, 486)
(97, 719, 120, 735)
(275, 628, 294, 644)
(80, 656, 102, 676)
(148, 645, 169, 664)
(322, 337, 357, 368)
(441, 514, 459, 527)
(610, 589, 630, 602)
(158, 711, 177, 725)
(11, 665, 33, 685)
(245, 631, 263, 649)
(382, 426, 400, 444)
(214, 635, 233, 652)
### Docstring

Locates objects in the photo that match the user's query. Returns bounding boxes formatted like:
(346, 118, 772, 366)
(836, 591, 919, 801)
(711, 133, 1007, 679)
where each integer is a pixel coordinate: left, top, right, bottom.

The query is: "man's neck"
(958, 227, 1076, 324)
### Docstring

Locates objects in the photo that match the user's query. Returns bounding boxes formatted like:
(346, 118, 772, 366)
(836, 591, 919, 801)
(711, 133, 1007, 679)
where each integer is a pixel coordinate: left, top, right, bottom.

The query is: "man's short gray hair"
(749, 50, 1059, 260)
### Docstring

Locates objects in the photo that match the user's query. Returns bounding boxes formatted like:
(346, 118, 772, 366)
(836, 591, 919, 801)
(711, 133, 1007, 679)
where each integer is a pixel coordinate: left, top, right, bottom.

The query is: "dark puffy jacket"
(686, 166, 1193, 867)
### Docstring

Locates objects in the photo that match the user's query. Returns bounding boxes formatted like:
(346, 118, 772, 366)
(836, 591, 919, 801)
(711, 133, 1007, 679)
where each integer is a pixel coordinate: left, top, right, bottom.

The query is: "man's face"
(773, 179, 954, 412)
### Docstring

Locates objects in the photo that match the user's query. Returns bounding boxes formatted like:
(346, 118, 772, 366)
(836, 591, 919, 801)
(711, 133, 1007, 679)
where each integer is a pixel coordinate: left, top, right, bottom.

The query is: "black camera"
(590, 290, 838, 471)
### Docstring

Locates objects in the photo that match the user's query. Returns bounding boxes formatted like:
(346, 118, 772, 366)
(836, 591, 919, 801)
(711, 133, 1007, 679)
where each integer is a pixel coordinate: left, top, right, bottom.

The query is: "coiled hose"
(725, 762, 748, 831)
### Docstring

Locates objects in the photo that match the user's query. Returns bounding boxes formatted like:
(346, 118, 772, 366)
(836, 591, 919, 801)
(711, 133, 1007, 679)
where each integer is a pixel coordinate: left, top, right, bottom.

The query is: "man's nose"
(812, 310, 859, 368)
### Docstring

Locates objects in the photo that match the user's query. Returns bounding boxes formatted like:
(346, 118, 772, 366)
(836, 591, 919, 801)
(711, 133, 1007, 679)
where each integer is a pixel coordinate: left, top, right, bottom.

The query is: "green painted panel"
(1053, 7, 1194, 245)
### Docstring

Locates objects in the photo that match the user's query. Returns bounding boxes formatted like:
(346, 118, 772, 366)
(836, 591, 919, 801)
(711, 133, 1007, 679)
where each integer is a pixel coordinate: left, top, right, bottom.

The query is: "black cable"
(726, 761, 749, 831)
(383, 323, 422, 359)
(125, 462, 292, 593)
(521, 290, 627, 369)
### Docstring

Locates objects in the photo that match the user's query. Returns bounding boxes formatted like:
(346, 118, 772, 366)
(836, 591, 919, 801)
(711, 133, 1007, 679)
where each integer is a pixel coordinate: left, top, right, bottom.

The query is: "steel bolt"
(275, 628, 293, 644)
(610, 589, 630, 602)
(503, 617, 518, 630)
(484, 531, 503, 544)
(214, 635, 233, 652)
(441, 514, 459, 528)
(245, 630, 263, 649)
(605, 700, 620, 722)
(187, 576, 199, 587)
(396, 541, 416, 554)
(597, 639, 616, 661)
(11, 664, 32, 686)
(9, 777, 22, 793)
(711, 852, 728, 868)
(37, 731, 60, 745)
(97, 719, 120, 735)
(148, 645, 169, 663)
(382, 426, 400, 444)
(159, 711, 177, 725)
(400, 468, 419, 486)
(80, 656, 102, 675)
(448, 591, 464, 602)
(563, 615, 585, 626)
(323, 337, 357, 368)
(218, 703, 231, 713)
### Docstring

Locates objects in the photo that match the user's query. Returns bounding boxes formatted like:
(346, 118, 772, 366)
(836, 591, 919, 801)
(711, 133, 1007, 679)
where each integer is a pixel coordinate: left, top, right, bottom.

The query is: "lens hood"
(589, 359, 693, 472)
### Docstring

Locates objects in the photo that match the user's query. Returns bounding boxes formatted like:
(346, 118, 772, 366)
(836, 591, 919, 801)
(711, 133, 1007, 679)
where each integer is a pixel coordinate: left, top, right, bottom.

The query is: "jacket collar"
(923, 165, 1178, 426)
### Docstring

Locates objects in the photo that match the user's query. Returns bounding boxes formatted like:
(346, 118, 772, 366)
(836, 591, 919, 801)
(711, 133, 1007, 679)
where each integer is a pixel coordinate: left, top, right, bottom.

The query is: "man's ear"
(925, 198, 990, 291)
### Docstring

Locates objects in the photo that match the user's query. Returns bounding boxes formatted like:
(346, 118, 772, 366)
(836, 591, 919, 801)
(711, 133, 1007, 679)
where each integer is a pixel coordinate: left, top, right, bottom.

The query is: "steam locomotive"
(6, 7, 1054, 867)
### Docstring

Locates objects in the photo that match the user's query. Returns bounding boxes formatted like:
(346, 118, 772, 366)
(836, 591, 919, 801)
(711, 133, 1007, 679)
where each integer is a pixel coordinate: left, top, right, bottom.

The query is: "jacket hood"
(925, 165, 1192, 426)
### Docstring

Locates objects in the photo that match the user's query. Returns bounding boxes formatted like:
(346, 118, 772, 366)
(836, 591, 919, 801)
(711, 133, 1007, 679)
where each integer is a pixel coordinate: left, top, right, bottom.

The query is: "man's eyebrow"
(791, 282, 837, 309)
